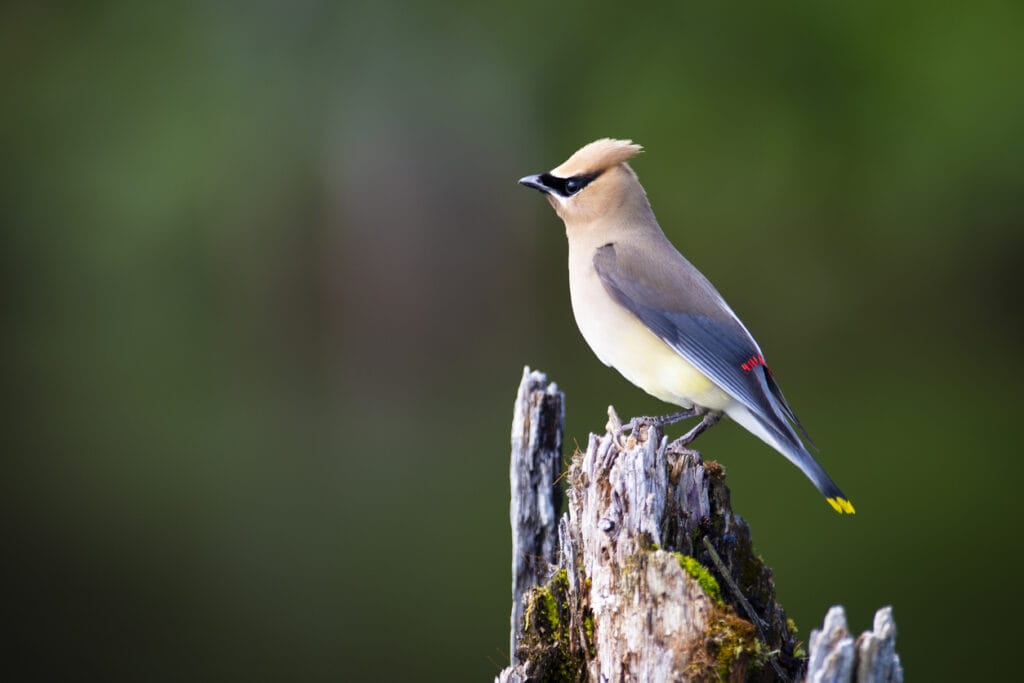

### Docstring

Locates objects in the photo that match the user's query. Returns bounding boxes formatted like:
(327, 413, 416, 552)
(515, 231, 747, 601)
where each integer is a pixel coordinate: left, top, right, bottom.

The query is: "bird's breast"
(567, 247, 732, 411)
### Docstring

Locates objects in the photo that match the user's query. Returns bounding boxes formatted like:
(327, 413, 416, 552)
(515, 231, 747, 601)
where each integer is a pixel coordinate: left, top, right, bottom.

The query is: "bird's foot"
(667, 411, 722, 451)
(608, 406, 699, 449)
(624, 408, 698, 433)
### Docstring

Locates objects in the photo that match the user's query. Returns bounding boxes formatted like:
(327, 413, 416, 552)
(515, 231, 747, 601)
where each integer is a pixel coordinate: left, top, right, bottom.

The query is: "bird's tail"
(726, 403, 855, 514)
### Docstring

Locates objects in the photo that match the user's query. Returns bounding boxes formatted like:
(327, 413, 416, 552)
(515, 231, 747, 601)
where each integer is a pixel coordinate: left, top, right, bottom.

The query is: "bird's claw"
(606, 405, 635, 450)
(606, 405, 623, 435)
(608, 406, 703, 450)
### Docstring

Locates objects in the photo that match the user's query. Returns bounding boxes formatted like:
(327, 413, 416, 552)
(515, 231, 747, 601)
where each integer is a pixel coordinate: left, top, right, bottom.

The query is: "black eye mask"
(539, 171, 601, 198)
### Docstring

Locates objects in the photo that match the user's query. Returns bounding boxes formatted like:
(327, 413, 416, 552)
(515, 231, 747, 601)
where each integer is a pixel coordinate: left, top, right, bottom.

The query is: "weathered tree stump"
(509, 368, 564, 662)
(498, 367, 902, 683)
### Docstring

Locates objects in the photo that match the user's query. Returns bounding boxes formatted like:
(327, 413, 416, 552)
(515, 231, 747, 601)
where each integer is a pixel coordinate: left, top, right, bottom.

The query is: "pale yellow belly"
(569, 268, 733, 411)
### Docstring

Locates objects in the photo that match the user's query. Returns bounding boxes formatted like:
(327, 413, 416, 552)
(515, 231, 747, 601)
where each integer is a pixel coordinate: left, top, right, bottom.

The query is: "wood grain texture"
(500, 368, 901, 682)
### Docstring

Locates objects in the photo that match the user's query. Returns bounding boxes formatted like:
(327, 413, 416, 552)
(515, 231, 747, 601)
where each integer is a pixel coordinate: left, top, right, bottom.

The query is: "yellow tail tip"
(826, 497, 856, 514)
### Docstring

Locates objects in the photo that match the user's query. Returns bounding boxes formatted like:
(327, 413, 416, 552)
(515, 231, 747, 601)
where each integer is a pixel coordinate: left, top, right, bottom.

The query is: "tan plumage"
(519, 138, 855, 514)
(552, 138, 643, 176)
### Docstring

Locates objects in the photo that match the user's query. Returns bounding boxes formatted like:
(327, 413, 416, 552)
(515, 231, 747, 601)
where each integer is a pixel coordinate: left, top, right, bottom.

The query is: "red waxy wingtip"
(741, 354, 767, 373)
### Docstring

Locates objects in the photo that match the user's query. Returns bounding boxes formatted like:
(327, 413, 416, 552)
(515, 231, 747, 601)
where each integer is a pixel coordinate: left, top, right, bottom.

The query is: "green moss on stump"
(517, 569, 590, 683)
(682, 607, 769, 682)
(672, 552, 724, 606)
(708, 610, 768, 680)
(540, 574, 562, 630)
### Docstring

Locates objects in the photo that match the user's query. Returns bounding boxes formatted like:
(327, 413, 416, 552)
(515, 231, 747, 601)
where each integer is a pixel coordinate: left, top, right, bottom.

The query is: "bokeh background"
(5, 2, 1023, 680)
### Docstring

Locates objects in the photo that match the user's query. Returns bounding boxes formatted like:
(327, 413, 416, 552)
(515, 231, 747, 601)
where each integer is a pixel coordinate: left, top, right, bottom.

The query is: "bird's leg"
(668, 411, 722, 450)
(606, 408, 700, 449)
(623, 408, 698, 434)
(607, 405, 695, 449)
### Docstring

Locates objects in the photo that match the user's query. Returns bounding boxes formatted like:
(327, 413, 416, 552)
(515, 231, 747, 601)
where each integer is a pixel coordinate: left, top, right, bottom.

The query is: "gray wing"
(593, 242, 814, 447)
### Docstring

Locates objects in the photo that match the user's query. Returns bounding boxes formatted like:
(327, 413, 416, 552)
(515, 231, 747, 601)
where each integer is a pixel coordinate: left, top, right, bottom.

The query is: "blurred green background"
(5, 1, 1023, 680)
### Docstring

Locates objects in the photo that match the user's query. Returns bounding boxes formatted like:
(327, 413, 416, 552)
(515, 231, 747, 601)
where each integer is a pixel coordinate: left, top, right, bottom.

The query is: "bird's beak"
(518, 174, 551, 194)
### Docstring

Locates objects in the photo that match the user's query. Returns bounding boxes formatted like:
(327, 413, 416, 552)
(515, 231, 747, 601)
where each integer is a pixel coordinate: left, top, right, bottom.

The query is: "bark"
(499, 367, 902, 683)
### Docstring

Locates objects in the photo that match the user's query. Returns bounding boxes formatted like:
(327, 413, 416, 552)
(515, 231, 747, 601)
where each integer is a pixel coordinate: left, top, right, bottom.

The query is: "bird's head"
(519, 138, 646, 225)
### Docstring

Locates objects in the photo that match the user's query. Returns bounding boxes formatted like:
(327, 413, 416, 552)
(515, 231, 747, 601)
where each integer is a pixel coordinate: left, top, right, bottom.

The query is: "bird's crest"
(553, 138, 643, 177)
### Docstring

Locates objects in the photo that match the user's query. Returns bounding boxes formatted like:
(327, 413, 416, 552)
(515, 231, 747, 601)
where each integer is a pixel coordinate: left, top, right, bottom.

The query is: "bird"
(519, 138, 854, 514)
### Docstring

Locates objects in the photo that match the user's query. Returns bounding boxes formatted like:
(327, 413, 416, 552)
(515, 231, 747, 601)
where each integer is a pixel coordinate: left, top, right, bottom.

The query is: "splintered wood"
(499, 367, 901, 683)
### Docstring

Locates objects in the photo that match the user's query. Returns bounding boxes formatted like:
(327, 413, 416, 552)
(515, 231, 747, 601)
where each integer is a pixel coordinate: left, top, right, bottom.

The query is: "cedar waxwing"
(519, 138, 854, 514)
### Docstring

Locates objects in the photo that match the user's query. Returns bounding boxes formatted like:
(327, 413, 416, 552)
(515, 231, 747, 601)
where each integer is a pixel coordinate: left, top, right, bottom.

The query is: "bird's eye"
(556, 172, 599, 197)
